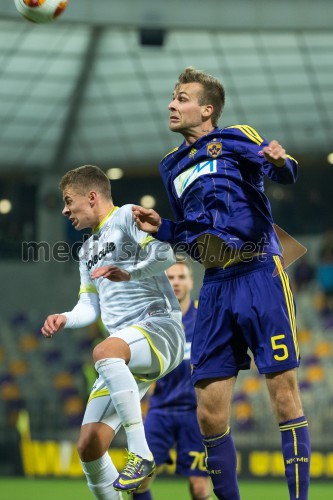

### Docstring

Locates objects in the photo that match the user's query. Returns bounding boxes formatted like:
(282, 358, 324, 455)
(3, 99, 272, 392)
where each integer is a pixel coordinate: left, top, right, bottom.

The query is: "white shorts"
(82, 312, 185, 431)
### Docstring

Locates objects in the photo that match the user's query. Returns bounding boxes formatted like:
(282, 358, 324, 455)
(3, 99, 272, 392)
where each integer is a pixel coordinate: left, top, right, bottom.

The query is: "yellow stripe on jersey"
(194, 299, 199, 309)
(226, 125, 264, 146)
(242, 125, 264, 145)
(131, 325, 164, 382)
(92, 206, 119, 234)
(79, 284, 98, 295)
(273, 256, 299, 359)
(286, 154, 298, 164)
(161, 146, 179, 160)
(140, 235, 155, 250)
(87, 388, 109, 403)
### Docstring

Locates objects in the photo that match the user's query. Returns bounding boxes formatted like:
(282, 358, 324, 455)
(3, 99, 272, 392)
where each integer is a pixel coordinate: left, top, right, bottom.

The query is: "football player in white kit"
(41, 165, 185, 499)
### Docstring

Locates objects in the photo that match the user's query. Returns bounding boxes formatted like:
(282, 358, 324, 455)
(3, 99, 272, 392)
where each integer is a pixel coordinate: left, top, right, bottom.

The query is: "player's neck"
(183, 124, 215, 145)
(179, 295, 191, 315)
(94, 202, 115, 229)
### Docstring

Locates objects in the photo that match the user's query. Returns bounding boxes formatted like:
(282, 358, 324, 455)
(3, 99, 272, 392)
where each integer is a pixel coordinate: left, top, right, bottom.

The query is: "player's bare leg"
(93, 335, 155, 492)
(195, 377, 240, 500)
(77, 422, 122, 499)
(189, 475, 212, 499)
(266, 369, 310, 500)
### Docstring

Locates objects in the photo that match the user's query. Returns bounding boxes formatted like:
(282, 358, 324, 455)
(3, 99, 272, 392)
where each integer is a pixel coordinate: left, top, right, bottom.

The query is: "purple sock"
(279, 416, 311, 500)
(203, 427, 240, 500)
(132, 490, 153, 500)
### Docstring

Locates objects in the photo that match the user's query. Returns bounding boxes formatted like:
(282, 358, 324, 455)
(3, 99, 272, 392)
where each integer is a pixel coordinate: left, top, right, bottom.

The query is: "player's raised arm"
(132, 205, 162, 233)
(262, 139, 298, 184)
(132, 205, 178, 245)
(262, 140, 287, 167)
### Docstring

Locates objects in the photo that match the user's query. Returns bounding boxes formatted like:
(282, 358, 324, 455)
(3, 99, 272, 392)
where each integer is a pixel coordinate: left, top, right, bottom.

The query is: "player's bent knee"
(197, 405, 228, 434)
(77, 435, 93, 461)
(271, 389, 303, 421)
(92, 341, 111, 363)
(92, 338, 130, 364)
(77, 429, 109, 462)
(77, 440, 105, 463)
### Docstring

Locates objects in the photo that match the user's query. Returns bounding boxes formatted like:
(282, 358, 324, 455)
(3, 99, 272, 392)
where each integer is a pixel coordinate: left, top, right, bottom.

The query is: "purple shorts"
(144, 409, 208, 477)
(191, 255, 300, 385)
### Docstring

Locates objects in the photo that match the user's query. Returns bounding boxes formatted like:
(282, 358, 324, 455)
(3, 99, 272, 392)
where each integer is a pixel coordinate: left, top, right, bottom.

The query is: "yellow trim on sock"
(204, 427, 230, 442)
(280, 421, 308, 432)
(292, 428, 298, 455)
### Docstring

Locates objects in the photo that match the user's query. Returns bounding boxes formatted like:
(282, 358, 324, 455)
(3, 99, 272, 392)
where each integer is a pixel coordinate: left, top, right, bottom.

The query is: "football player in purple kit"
(133, 67, 311, 500)
(133, 258, 211, 500)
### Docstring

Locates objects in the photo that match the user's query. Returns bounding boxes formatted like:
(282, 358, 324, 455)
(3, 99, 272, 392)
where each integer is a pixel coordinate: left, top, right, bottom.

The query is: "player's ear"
(202, 104, 214, 119)
(88, 191, 97, 206)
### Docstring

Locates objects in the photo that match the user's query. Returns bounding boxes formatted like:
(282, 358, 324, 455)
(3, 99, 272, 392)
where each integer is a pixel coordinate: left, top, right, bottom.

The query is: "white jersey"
(78, 204, 181, 335)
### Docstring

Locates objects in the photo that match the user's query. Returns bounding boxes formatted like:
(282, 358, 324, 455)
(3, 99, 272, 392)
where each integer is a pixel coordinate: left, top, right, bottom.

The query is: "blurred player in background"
(133, 258, 211, 500)
(133, 68, 311, 500)
(41, 165, 185, 498)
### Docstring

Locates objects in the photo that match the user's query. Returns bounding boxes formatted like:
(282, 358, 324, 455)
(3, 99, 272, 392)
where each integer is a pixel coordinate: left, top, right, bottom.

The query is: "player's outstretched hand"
(91, 265, 131, 282)
(41, 314, 67, 338)
(132, 205, 161, 233)
(263, 140, 286, 167)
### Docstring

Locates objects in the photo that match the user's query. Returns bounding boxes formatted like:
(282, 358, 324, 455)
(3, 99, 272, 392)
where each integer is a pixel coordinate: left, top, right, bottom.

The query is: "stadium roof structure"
(0, 0, 332, 175)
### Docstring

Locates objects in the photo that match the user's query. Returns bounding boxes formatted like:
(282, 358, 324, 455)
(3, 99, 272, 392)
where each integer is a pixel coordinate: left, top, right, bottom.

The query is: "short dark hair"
(59, 165, 112, 200)
(176, 67, 225, 126)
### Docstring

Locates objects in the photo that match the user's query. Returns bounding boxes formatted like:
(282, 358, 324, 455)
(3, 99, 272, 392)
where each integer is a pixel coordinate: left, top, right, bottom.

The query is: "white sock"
(81, 452, 122, 499)
(96, 358, 151, 459)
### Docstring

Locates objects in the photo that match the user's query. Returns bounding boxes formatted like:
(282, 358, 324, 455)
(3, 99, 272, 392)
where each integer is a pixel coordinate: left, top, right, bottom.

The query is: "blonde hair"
(60, 165, 112, 200)
(176, 67, 225, 126)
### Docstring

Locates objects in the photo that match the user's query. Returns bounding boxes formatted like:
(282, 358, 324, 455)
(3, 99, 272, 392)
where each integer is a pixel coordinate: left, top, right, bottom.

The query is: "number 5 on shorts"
(271, 334, 289, 361)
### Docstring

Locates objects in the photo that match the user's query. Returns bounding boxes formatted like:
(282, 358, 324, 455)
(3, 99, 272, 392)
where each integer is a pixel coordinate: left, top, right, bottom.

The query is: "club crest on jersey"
(207, 141, 222, 158)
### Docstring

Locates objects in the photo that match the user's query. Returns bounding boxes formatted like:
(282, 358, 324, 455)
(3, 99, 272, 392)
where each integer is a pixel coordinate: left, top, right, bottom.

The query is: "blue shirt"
(149, 301, 198, 411)
(155, 125, 298, 260)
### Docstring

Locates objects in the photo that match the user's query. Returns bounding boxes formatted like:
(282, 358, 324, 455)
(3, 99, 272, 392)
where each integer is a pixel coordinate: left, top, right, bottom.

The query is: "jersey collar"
(92, 206, 119, 234)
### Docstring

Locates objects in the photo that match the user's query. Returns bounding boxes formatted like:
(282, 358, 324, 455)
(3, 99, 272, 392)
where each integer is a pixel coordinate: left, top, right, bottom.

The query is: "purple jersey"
(154, 125, 298, 260)
(148, 301, 197, 411)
